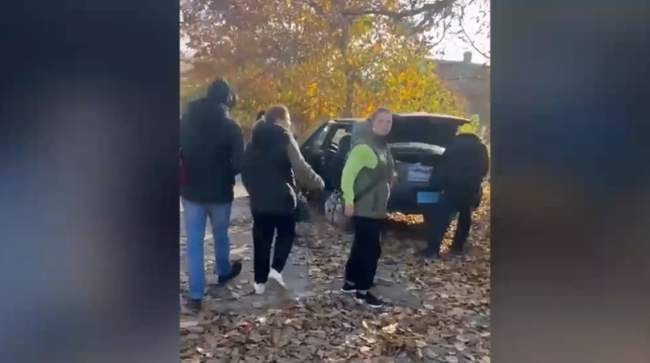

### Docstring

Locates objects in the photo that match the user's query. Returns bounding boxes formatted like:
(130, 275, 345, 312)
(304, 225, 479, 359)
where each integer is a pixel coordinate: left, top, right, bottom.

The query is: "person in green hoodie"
(339, 108, 395, 308)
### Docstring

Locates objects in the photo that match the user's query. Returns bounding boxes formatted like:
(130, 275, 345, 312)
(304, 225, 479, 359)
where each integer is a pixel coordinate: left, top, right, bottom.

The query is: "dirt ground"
(179, 185, 490, 363)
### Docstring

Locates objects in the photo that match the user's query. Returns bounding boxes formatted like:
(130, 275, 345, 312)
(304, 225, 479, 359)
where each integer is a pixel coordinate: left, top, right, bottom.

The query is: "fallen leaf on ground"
(178, 186, 492, 362)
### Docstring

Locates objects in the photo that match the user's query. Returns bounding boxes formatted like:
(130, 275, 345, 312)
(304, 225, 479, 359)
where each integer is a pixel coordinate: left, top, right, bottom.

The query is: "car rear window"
(389, 117, 459, 146)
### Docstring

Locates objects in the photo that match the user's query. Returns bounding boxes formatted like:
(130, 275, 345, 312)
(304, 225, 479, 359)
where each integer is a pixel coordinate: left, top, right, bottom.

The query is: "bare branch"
(455, 1, 490, 59)
(341, 0, 455, 19)
(428, 19, 451, 47)
(458, 21, 490, 59)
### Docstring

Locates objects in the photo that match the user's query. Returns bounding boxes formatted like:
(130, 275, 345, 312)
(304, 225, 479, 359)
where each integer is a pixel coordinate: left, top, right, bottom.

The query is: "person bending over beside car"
(241, 105, 324, 295)
(340, 107, 395, 309)
(421, 133, 489, 260)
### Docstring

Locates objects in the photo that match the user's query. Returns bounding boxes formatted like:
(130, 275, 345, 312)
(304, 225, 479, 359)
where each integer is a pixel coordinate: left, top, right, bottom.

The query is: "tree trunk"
(339, 20, 354, 117)
(343, 71, 354, 117)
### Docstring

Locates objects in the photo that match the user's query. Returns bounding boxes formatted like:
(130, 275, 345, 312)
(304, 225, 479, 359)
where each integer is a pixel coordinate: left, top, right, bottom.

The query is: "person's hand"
(344, 204, 354, 217)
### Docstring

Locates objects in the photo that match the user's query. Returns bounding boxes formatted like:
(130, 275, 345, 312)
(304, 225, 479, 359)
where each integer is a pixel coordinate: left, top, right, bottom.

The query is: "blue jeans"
(182, 199, 232, 300)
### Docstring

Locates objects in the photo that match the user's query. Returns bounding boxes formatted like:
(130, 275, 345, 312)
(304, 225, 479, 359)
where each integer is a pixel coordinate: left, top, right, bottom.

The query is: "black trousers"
(252, 213, 296, 283)
(426, 195, 473, 255)
(344, 217, 383, 291)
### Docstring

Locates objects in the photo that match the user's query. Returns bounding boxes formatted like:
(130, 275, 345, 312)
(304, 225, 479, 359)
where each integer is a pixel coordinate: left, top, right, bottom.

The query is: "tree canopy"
(181, 0, 482, 136)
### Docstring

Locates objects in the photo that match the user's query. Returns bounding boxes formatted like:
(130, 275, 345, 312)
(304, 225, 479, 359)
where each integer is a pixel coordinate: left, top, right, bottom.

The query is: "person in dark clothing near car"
(340, 108, 395, 308)
(241, 105, 324, 295)
(180, 78, 244, 312)
(421, 133, 489, 260)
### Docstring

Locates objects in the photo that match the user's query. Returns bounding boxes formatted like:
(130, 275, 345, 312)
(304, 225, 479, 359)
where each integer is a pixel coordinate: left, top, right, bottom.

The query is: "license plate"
(417, 191, 439, 204)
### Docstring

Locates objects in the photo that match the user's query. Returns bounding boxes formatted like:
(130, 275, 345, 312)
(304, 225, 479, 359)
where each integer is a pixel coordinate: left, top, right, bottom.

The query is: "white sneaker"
(254, 283, 266, 295)
(268, 268, 286, 288)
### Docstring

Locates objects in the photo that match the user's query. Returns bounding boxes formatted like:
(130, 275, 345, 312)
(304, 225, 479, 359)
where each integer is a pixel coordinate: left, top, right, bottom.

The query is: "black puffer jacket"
(180, 79, 244, 203)
(242, 121, 296, 214)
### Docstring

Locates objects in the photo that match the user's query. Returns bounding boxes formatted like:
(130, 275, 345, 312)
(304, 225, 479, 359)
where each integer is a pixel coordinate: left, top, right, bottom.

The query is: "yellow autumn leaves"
(181, 0, 466, 137)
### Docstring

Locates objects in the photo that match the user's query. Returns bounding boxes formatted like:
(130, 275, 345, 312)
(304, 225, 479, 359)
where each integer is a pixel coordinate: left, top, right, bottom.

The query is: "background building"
(434, 51, 491, 140)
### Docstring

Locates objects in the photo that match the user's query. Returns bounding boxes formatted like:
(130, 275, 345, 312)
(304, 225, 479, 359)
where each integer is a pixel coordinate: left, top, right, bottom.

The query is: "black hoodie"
(180, 79, 244, 203)
(437, 133, 489, 203)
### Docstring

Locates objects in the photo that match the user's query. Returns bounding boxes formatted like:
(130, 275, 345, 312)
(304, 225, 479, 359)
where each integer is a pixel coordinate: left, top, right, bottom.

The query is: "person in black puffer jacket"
(180, 78, 244, 312)
(241, 105, 324, 295)
(422, 133, 489, 259)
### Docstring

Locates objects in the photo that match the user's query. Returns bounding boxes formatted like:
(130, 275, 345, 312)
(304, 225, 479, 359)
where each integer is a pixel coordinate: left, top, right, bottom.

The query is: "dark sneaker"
(185, 298, 202, 313)
(449, 249, 464, 256)
(424, 254, 442, 262)
(419, 248, 441, 261)
(355, 291, 384, 308)
(449, 244, 471, 256)
(341, 281, 356, 294)
(218, 260, 242, 284)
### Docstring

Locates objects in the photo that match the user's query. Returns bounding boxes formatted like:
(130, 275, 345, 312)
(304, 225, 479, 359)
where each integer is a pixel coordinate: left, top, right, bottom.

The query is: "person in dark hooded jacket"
(422, 133, 489, 259)
(241, 105, 324, 295)
(180, 78, 244, 312)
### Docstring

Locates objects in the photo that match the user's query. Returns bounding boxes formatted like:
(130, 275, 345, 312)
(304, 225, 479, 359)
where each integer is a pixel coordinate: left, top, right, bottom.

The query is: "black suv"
(300, 112, 469, 217)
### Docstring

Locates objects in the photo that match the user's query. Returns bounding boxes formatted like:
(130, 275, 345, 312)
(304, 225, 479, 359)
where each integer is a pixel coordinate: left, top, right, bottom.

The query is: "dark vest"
(353, 135, 394, 219)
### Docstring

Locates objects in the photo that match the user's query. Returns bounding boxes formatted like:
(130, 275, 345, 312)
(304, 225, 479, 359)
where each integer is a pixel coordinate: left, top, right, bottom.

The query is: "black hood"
(250, 119, 290, 151)
(206, 78, 236, 108)
(453, 133, 482, 146)
(186, 97, 229, 122)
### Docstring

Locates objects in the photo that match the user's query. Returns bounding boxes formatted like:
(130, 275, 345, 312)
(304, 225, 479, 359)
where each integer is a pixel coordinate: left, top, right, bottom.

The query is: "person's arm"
(480, 144, 490, 178)
(286, 134, 324, 191)
(340, 144, 378, 206)
(240, 143, 251, 192)
(229, 121, 244, 175)
(386, 147, 397, 185)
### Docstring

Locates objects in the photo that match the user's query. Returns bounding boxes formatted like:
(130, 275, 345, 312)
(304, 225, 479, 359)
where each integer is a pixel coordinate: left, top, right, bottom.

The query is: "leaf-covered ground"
(180, 187, 490, 363)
